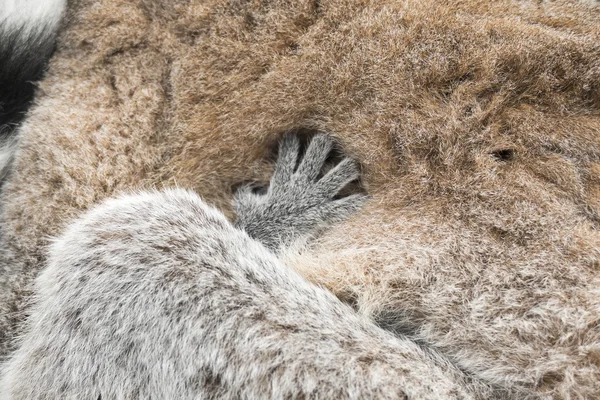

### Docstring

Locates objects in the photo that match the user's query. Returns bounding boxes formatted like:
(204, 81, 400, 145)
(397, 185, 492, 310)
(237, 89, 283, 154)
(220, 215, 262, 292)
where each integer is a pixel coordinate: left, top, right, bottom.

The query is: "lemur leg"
(0, 135, 484, 399)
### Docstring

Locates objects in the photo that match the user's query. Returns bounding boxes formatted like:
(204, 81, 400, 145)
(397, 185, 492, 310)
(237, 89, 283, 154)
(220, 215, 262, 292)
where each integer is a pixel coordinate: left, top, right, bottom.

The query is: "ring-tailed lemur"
(0, 0, 66, 181)
(0, 133, 483, 399)
(0, 2, 486, 396)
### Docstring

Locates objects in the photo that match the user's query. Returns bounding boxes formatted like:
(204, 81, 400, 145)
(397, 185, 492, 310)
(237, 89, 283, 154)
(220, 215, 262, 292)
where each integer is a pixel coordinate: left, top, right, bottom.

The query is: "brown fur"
(1, 0, 600, 398)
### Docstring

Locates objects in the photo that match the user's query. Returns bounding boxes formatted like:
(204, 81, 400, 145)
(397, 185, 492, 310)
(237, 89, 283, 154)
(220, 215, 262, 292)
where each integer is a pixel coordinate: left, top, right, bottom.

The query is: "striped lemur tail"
(0, 0, 66, 181)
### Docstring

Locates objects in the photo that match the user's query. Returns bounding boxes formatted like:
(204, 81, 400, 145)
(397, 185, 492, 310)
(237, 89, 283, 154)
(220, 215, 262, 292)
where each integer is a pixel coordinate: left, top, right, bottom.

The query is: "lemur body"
(0, 134, 488, 399)
(3, 1, 600, 398)
(0, 4, 478, 397)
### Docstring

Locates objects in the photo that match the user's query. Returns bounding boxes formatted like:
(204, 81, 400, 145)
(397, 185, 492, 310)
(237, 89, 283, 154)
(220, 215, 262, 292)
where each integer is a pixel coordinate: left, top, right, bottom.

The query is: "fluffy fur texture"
(0, 0, 66, 179)
(1, 0, 600, 398)
(0, 185, 479, 398)
(0, 135, 488, 399)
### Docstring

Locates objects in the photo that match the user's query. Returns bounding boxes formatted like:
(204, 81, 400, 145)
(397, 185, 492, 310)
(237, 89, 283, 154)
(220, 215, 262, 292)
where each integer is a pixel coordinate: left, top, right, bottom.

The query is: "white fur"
(0, 0, 66, 31)
(0, 136, 16, 181)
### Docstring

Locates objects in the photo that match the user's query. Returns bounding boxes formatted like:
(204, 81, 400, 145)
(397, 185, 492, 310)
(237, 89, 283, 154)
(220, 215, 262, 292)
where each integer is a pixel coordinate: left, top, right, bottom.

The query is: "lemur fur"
(0, 134, 490, 399)
(0, 0, 66, 181)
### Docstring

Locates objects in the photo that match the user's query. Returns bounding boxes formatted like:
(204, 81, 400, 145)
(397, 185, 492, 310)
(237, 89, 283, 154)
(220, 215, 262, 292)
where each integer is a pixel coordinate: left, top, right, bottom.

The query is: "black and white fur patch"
(0, 0, 66, 180)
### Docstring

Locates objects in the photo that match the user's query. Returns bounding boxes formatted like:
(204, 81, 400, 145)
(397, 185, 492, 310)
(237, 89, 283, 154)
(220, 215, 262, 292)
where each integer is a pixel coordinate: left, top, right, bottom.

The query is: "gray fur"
(234, 133, 367, 252)
(0, 134, 489, 399)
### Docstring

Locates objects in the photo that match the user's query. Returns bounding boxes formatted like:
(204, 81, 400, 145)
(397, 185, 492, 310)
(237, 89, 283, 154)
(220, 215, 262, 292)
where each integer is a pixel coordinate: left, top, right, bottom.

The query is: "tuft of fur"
(0, 0, 66, 179)
(1, 0, 600, 398)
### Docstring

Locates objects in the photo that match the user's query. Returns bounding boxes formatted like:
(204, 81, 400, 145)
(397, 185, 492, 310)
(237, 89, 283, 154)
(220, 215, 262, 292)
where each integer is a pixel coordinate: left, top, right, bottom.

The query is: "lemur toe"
(272, 133, 301, 185)
(318, 157, 361, 196)
(296, 134, 334, 181)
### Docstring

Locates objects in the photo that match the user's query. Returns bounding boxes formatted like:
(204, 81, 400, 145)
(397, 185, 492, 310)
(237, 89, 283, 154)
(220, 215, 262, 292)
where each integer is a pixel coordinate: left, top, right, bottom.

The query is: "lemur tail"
(0, 0, 66, 180)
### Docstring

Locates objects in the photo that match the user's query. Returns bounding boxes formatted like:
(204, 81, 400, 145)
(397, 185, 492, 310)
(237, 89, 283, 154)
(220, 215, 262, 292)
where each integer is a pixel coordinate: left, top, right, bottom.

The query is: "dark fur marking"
(0, 22, 59, 133)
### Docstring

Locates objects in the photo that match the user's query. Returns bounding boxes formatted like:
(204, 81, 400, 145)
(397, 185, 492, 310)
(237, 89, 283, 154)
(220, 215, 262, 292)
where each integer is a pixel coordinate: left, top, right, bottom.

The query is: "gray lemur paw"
(233, 133, 368, 252)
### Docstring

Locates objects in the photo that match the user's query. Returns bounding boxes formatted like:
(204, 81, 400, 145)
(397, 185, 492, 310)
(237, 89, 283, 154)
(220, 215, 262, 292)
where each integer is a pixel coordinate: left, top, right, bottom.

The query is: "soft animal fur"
(1, 0, 600, 398)
(0, 134, 489, 399)
(233, 133, 367, 251)
(0, 0, 66, 179)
